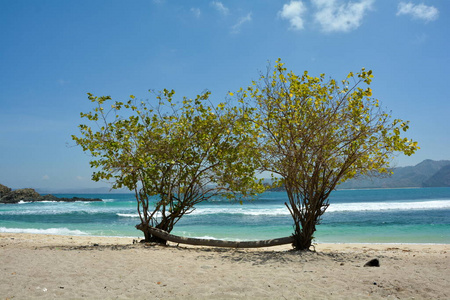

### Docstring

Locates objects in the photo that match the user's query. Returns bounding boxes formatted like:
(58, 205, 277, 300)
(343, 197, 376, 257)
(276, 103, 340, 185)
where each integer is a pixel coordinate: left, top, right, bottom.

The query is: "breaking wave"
(115, 200, 450, 217)
(0, 227, 88, 235)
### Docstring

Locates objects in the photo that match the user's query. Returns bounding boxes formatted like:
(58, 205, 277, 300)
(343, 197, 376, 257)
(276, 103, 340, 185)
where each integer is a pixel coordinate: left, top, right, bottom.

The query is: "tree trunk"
(292, 232, 313, 250)
(292, 221, 316, 251)
(136, 223, 168, 245)
(146, 227, 294, 248)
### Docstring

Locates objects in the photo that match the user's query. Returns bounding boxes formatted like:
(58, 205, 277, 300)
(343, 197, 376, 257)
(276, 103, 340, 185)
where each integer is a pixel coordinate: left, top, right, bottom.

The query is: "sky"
(0, 0, 449, 191)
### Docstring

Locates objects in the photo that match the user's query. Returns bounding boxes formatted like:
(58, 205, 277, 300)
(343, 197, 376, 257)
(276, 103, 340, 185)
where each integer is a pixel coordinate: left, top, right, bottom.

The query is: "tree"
(240, 60, 419, 250)
(72, 90, 264, 243)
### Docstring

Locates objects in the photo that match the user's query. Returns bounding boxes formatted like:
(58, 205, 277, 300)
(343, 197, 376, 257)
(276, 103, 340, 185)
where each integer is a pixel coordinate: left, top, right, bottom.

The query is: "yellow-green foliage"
(72, 90, 264, 235)
(241, 59, 418, 190)
(73, 59, 418, 247)
(236, 59, 419, 249)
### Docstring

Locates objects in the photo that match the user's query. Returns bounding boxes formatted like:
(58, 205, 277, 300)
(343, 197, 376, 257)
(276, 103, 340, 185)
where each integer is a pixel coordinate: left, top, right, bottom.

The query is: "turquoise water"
(1, 188, 449, 244)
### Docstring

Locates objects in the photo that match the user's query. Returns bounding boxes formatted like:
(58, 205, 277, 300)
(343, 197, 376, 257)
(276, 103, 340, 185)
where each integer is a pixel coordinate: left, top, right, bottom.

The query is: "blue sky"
(1, 0, 448, 190)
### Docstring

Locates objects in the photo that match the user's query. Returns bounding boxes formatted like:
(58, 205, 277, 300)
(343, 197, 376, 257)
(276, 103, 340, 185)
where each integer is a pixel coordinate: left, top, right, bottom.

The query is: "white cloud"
(278, 1, 307, 30)
(211, 1, 229, 16)
(397, 2, 439, 22)
(191, 7, 201, 18)
(313, 0, 374, 32)
(231, 13, 252, 34)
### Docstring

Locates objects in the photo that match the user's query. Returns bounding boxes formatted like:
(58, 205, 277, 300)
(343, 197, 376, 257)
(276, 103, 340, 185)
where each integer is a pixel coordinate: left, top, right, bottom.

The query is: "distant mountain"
(423, 164, 450, 187)
(266, 159, 450, 191)
(338, 159, 450, 189)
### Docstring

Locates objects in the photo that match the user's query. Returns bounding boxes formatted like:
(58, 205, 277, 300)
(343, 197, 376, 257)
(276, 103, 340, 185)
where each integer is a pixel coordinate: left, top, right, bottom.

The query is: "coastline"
(1, 233, 449, 299)
(2, 188, 449, 244)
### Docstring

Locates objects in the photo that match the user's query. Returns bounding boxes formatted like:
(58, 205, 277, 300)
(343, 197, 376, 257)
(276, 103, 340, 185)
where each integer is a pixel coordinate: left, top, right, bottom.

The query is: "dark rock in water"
(0, 183, 12, 198)
(48, 196, 103, 202)
(0, 188, 41, 203)
(0, 183, 102, 204)
(42, 194, 60, 201)
(364, 258, 380, 267)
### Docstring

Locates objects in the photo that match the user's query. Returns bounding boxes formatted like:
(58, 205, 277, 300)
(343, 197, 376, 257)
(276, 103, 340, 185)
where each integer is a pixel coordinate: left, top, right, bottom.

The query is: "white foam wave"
(8, 200, 447, 219)
(192, 207, 289, 216)
(117, 213, 140, 218)
(189, 200, 450, 215)
(175, 232, 241, 241)
(17, 200, 95, 204)
(189, 235, 218, 240)
(116, 200, 450, 217)
(116, 212, 163, 218)
(101, 199, 115, 202)
(328, 200, 450, 212)
(0, 227, 88, 235)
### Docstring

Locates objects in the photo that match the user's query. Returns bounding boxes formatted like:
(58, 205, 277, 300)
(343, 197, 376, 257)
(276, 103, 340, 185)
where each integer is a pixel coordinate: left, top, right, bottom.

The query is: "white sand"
(1, 233, 449, 299)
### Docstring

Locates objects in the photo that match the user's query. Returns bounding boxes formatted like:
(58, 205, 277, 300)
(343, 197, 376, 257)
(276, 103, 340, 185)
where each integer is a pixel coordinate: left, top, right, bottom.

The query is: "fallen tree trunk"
(147, 227, 294, 248)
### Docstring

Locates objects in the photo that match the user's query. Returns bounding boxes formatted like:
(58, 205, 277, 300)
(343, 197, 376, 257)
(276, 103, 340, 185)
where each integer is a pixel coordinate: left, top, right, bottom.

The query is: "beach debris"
(364, 258, 380, 267)
(147, 227, 294, 248)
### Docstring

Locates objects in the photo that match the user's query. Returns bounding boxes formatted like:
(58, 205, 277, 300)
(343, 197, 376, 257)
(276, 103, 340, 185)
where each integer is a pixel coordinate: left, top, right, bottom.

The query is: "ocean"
(1, 187, 449, 244)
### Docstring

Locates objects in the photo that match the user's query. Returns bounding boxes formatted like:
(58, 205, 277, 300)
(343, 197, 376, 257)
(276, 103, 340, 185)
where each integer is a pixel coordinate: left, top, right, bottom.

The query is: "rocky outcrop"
(1, 188, 41, 203)
(0, 184, 12, 198)
(0, 184, 102, 204)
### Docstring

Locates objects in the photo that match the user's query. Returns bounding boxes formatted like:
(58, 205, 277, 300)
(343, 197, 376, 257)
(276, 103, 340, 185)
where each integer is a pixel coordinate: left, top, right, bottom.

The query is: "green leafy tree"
(240, 60, 419, 250)
(72, 90, 264, 243)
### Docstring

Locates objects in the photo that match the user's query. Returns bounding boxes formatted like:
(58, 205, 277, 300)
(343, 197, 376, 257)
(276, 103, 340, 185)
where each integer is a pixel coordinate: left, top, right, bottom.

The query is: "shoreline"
(1, 229, 449, 245)
(2, 232, 449, 252)
(1, 231, 449, 246)
(1, 233, 449, 299)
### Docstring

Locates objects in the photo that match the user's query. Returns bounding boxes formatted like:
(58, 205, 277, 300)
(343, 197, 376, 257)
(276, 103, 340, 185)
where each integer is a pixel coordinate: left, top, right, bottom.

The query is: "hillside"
(423, 164, 450, 187)
(267, 159, 450, 191)
(338, 159, 450, 189)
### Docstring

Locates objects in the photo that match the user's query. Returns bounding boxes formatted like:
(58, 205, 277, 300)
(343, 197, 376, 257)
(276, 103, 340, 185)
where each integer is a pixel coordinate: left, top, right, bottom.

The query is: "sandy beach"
(0, 233, 448, 299)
